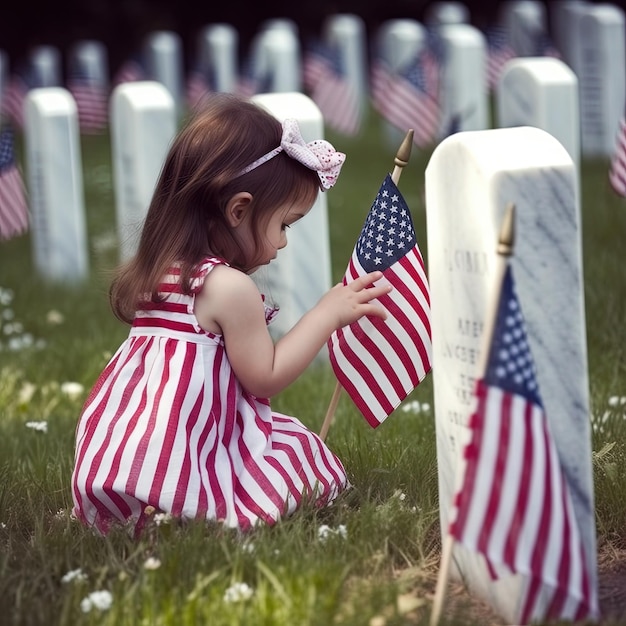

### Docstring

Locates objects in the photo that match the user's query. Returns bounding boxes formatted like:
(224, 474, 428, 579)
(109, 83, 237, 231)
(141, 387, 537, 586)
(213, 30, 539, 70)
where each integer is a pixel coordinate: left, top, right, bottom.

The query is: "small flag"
(486, 26, 517, 90)
(327, 174, 432, 427)
(369, 56, 393, 118)
(67, 67, 108, 133)
(112, 56, 146, 87)
(609, 114, 626, 197)
(448, 263, 598, 624)
(0, 125, 29, 240)
(186, 65, 214, 112)
(304, 41, 362, 137)
(1, 66, 35, 129)
(383, 37, 443, 148)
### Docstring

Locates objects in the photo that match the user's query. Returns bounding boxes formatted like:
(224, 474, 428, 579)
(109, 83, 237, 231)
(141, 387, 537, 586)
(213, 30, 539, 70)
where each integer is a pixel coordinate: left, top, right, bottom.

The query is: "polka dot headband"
(235, 118, 346, 190)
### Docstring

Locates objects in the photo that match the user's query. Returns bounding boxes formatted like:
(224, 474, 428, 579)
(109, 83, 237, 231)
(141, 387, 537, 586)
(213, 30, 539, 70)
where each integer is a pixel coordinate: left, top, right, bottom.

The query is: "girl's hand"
(318, 270, 391, 329)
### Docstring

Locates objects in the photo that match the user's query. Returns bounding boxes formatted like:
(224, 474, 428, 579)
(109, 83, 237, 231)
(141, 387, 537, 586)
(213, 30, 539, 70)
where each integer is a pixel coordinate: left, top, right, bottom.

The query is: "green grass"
(1, 109, 625, 626)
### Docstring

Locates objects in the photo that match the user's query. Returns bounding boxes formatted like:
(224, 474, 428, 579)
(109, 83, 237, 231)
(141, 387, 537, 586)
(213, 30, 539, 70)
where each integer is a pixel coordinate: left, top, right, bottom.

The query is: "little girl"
(71, 93, 390, 534)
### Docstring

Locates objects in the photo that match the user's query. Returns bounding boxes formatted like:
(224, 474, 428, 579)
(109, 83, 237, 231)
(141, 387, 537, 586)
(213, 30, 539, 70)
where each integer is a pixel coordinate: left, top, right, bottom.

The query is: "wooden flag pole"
(429, 203, 516, 626)
(319, 129, 415, 442)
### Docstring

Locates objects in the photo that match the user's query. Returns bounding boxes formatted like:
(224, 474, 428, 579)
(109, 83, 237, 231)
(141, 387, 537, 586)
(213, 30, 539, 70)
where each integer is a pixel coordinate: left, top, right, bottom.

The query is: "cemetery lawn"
(1, 113, 626, 625)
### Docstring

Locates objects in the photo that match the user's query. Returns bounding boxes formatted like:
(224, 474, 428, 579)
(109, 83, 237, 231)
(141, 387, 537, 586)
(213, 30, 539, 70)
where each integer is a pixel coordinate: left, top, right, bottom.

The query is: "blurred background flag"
(67, 66, 108, 133)
(448, 262, 598, 624)
(609, 112, 626, 197)
(382, 38, 443, 148)
(304, 40, 362, 136)
(327, 173, 432, 427)
(485, 26, 517, 91)
(0, 124, 29, 241)
(186, 64, 215, 112)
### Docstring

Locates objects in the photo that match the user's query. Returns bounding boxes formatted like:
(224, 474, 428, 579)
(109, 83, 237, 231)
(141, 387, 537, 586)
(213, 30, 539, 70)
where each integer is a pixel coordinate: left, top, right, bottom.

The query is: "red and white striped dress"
(71, 257, 348, 533)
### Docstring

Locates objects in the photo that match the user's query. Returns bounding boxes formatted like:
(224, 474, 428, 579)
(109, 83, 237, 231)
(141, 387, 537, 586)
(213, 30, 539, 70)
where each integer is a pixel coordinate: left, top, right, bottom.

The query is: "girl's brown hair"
(110, 93, 321, 324)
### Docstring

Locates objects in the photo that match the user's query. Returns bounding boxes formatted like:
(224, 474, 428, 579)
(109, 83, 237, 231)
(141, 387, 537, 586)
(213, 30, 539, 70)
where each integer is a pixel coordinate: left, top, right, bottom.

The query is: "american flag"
(0, 125, 29, 240)
(1, 66, 35, 129)
(609, 114, 626, 197)
(302, 40, 329, 92)
(305, 41, 362, 137)
(67, 67, 108, 134)
(327, 174, 432, 427)
(448, 263, 598, 624)
(383, 43, 442, 148)
(486, 26, 517, 90)
(186, 65, 214, 112)
(369, 56, 393, 118)
(112, 56, 146, 87)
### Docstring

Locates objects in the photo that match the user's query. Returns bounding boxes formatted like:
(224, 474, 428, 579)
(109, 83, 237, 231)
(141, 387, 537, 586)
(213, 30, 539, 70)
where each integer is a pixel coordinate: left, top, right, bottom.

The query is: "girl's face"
(240, 200, 314, 273)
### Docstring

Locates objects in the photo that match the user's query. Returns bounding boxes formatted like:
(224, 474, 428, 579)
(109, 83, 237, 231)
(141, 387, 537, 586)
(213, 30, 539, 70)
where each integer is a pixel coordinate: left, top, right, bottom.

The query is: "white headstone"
(24, 88, 89, 283)
(144, 31, 185, 119)
(110, 81, 176, 261)
(29, 45, 62, 87)
(68, 40, 109, 90)
(501, 1, 547, 56)
(549, 0, 588, 68)
(424, 2, 470, 25)
(497, 57, 580, 169)
(425, 126, 597, 623)
(374, 19, 427, 148)
(438, 23, 489, 136)
(550, 1, 589, 74)
(578, 4, 626, 157)
(250, 25, 302, 93)
(197, 23, 238, 93)
(324, 14, 369, 104)
(250, 92, 332, 345)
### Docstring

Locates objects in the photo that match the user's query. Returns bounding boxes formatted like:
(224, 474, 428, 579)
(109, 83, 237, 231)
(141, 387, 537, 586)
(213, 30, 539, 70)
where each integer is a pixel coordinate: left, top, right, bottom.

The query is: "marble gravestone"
(549, 1, 588, 74)
(374, 19, 426, 149)
(250, 92, 332, 346)
(501, 1, 547, 57)
(424, 2, 470, 26)
(110, 81, 176, 261)
(578, 4, 626, 158)
(497, 57, 579, 169)
(29, 45, 62, 87)
(323, 14, 369, 107)
(425, 127, 597, 623)
(196, 24, 238, 94)
(250, 23, 302, 93)
(68, 40, 109, 91)
(143, 31, 185, 120)
(24, 88, 89, 283)
(437, 23, 489, 137)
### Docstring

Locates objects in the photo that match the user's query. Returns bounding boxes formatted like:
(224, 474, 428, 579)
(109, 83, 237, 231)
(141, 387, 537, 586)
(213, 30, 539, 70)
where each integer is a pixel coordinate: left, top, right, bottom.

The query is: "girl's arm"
(195, 264, 390, 398)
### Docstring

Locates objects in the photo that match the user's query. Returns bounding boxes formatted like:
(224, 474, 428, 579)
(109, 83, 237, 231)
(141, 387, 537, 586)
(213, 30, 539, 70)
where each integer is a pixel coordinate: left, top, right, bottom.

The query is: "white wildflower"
(153, 512, 173, 526)
(608, 396, 619, 407)
(80, 590, 113, 613)
(241, 540, 255, 554)
(0, 522, 6, 529)
(61, 568, 87, 584)
(318, 524, 347, 541)
(0, 288, 13, 306)
(61, 381, 84, 400)
(223, 582, 254, 603)
(143, 557, 161, 570)
(18, 381, 37, 405)
(398, 492, 407, 501)
(421, 402, 431, 412)
(46, 309, 65, 325)
(25, 421, 48, 433)
(2, 308, 14, 320)
(401, 400, 421, 413)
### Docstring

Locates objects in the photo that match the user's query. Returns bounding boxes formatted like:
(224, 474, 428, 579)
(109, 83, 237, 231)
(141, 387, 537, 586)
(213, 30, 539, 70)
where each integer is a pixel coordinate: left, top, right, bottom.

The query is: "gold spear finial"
(392, 129, 414, 184)
(497, 202, 516, 256)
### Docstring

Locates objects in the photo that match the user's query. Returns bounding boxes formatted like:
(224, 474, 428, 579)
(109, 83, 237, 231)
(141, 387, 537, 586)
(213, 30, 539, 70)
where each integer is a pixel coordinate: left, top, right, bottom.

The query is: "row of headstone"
(2, 2, 624, 156)
(17, 82, 330, 346)
(16, 73, 599, 622)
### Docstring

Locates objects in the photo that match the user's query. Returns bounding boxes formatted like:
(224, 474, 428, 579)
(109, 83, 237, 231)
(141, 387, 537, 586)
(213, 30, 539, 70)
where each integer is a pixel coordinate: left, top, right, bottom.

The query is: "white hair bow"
(237, 118, 346, 190)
